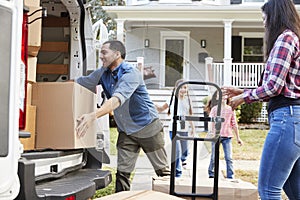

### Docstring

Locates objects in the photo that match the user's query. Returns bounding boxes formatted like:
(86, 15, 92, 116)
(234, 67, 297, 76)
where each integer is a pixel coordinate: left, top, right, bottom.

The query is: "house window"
(243, 38, 264, 62)
(243, 0, 300, 3)
(238, 32, 264, 62)
(294, 0, 300, 4)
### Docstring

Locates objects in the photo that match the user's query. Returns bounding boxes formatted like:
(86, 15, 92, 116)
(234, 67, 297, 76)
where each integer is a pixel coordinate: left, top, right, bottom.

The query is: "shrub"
(234, 105, 241, 122)
(239, 102, 262, 123)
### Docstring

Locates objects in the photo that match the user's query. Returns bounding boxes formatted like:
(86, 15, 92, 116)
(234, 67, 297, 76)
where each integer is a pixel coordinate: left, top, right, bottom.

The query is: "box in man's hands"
(32, 82, 96, 149)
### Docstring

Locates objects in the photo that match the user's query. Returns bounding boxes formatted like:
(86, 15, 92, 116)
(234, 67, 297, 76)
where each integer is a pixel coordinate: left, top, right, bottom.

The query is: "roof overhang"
(103, 2, 266, 29)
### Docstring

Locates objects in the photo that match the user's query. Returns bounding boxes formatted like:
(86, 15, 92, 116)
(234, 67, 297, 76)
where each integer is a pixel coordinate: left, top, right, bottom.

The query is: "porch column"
(223, 20, 234, 86)
(115, 19, 125, 43)
(205, 57, 213, 82)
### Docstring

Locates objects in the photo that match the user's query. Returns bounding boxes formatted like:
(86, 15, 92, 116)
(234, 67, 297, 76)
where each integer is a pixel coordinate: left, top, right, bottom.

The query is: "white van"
(0, 0, 111, 199)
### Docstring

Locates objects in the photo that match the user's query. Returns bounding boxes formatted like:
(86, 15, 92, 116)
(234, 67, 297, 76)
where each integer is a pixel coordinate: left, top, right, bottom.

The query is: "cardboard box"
(96, 190, 185, 200)
(26, 82, 33, 105)
(43, 16, 70, 27)
(28, 6, 42, 56)
(40, 41, 69, 52)
(24, 0, 40, 7)
(20, 105, 37, 150)
(27, 56, 37, 82)
(152, 176, 258, 200)
(32, 82, 96, 149)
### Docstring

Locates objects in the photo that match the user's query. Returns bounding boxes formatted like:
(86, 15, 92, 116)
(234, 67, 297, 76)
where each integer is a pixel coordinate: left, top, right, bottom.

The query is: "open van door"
(0, 0, 23, 199)
(0, 0, 111, 199)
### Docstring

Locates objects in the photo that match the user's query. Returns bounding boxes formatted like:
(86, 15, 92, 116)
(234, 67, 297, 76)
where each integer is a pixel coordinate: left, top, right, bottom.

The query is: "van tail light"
(19, 9, 28, 130)
(65, 195, 75, 200)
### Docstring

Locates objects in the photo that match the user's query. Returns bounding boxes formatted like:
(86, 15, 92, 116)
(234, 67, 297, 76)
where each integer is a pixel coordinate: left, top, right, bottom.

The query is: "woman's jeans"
(208, 137, 234, 179)
(258, 106, 300, 200)
(169, 131, 189, 177)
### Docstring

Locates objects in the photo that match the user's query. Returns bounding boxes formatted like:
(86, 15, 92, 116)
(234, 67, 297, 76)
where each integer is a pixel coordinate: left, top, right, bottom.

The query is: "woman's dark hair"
(204, 90, 229, 114)
(262, 0, 300, 58)
(103, 40, 126, 59)
(204, 90, 219, 114)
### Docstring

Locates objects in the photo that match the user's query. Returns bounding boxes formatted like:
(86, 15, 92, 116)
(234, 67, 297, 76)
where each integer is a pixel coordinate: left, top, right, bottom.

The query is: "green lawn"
(109, 127, 118, 155)
(201, 128, 267, 186)
(110, 127, 268, 159)
(199, 128, 268, 160)
(232, 129, 267, 160)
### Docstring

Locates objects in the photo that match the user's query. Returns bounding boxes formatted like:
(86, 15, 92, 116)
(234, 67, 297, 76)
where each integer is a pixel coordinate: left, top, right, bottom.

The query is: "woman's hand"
(222, 86, 245, 110)
(229, 94, 245, 110)
(222, 86, 243, 99)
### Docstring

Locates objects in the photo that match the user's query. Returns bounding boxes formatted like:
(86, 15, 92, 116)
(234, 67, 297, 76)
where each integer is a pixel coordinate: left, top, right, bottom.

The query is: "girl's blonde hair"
(167, 79, 193, 115)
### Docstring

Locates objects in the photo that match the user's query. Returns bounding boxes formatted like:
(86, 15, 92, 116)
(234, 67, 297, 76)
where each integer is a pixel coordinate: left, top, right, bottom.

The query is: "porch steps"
(148, 87, 210, 133)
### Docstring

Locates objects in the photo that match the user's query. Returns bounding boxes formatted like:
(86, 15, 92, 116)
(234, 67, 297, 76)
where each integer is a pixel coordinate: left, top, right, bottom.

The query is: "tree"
(88, 0, 125, 39)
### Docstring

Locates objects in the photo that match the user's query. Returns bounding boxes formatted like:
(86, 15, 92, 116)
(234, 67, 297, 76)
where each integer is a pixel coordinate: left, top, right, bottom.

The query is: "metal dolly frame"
(169, 81, 224, 200)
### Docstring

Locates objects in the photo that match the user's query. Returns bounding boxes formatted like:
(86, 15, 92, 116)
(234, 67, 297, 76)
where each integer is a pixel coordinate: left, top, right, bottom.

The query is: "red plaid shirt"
(244, 29, 300, 103)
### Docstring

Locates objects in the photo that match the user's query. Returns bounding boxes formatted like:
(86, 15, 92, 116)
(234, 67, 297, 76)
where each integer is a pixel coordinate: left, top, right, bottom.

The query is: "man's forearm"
(95, 96, 120, 118)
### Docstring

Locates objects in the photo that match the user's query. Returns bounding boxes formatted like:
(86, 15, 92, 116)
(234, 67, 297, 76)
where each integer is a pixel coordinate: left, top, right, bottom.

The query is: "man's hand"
(76, 112, 97, 137)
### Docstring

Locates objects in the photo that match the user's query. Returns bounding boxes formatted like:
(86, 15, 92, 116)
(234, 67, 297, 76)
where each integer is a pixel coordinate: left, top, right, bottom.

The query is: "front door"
(160, 31, 190, 87)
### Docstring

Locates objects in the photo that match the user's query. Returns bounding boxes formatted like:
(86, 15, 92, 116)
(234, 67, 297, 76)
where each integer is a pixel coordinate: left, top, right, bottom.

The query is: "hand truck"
(169, 81, 224, 200)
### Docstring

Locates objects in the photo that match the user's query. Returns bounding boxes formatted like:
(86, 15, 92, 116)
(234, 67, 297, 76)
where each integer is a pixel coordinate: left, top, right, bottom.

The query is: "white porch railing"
(231, 63, 265, 88)
(207, 61, 265, 88)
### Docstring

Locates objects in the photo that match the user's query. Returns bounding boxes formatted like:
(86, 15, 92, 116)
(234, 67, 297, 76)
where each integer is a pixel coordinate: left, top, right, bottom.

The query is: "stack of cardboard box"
(27, 0, 42, 58)
(19, 0, 41, 150)
(21, 0, 96, 150)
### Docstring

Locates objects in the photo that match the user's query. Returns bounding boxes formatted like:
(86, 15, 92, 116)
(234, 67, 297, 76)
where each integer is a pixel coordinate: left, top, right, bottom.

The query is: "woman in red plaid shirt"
(223, 0, 300, 199)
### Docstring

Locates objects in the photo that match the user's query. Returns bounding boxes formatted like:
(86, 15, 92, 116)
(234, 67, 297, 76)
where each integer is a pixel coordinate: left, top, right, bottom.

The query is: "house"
(102, 0, 300, 125)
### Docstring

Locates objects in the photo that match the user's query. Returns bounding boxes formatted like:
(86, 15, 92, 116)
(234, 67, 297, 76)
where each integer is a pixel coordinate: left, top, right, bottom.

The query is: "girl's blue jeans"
(258, 106, 300, 200)
(169, 131, 189, 177)
(208, 137, 234, 179)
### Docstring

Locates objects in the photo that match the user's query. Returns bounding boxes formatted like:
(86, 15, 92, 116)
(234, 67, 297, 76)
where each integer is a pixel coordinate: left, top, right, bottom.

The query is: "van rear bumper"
(16, 151, 112, 200)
